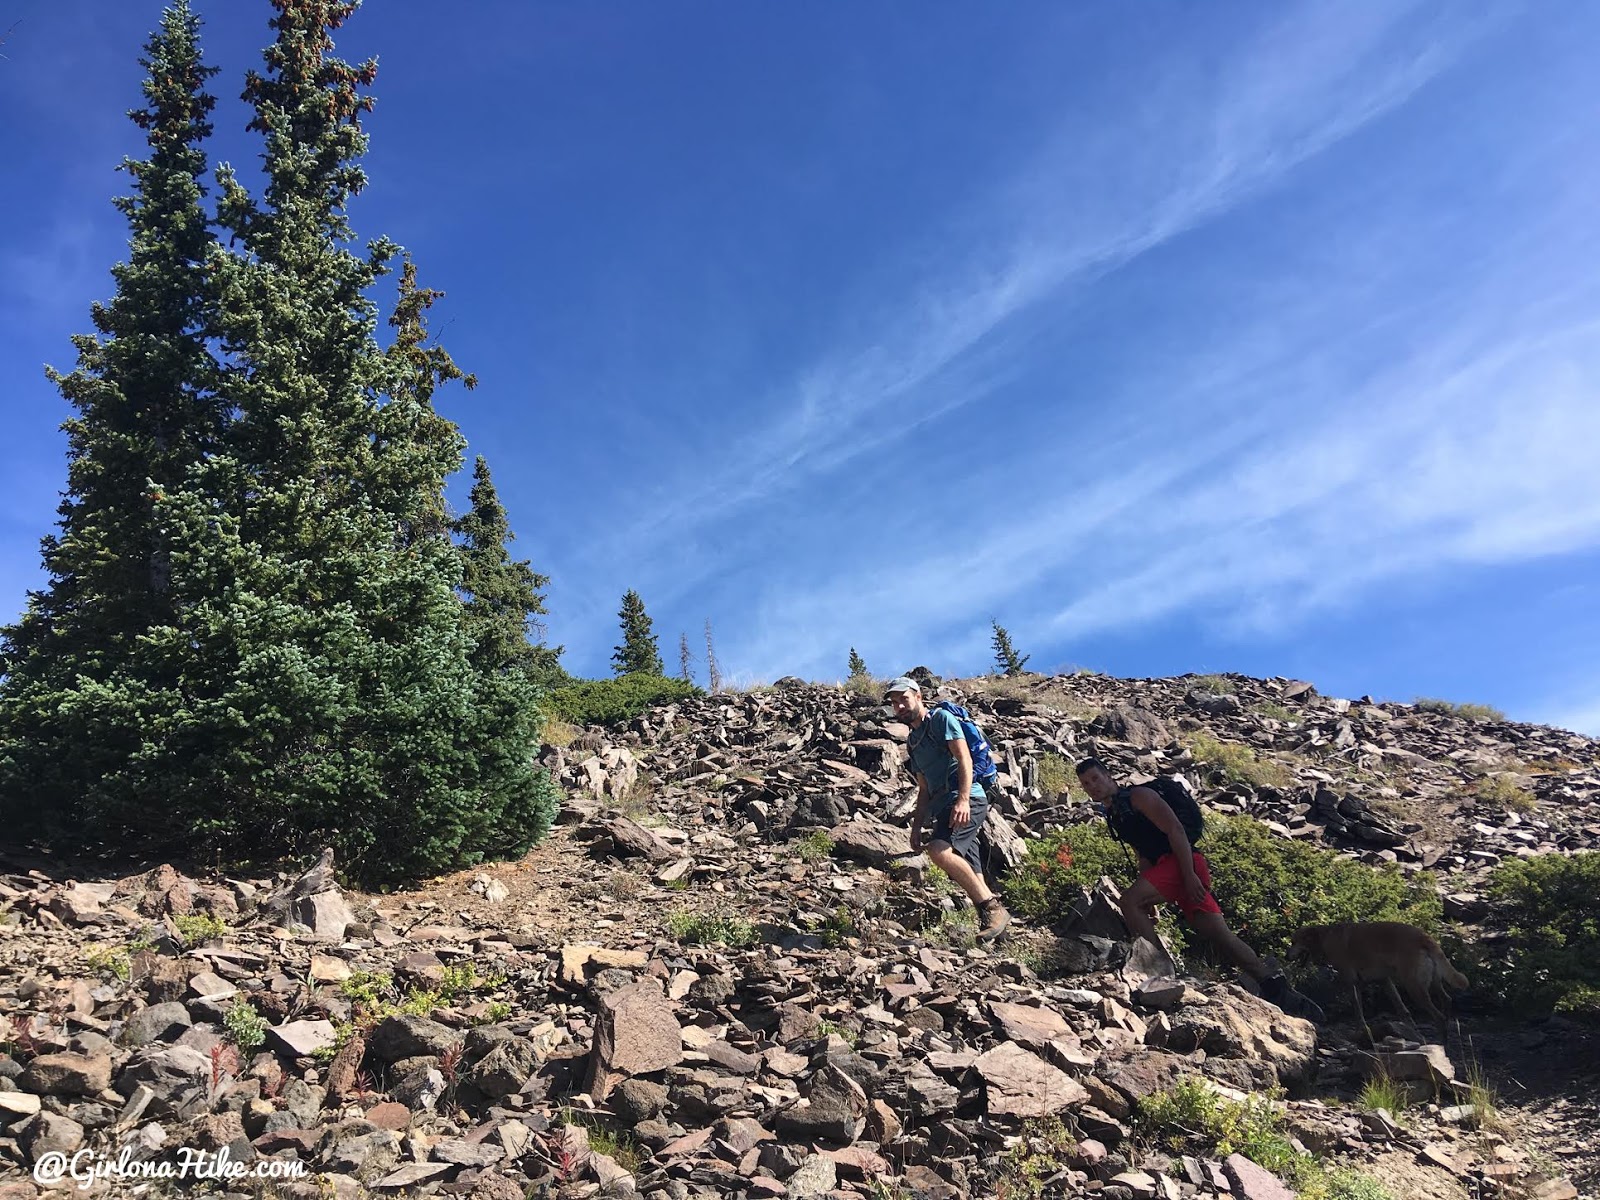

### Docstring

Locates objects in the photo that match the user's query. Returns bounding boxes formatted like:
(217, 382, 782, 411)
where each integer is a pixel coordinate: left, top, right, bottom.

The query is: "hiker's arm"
(948, 736, 974, 828)
(910, 770, 930, 852)
(1129, 787, 1206, 901)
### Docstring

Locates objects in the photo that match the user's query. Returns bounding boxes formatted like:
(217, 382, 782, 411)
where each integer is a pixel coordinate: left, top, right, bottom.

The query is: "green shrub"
(1185, 733, 1291, 789)
(1137, 1078, 1297, 1172)
(1474, 852, 1600, 1017)
(1415, 698, 1506, 722)
(993, 1115, 1075, 1199)
(796, 830, 834, 863)
(1200, 817, 1438, 959)
(844, 673, 883, 700)
(175, 913, 228, 944)
(1005, 821, 1138, 921)
(547, 672, 701, 727)
(1137, 1078, 1396, 1200)
(85, 946, 132, 982)
(224, 1000, 268, 1054)
(1035, 752, 1073, 799)
(340, 969, 394, 1008)
(665, 908, 758, 948)
(1300, 1169, 1395, 1200)
(1469, 774, 1536, 812)
(1191, 675, 1237, 695)
(1006, 814, 1438, 962)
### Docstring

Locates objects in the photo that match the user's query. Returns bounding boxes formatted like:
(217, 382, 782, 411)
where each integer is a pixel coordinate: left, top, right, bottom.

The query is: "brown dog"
(1289, 922, 1468, 1031)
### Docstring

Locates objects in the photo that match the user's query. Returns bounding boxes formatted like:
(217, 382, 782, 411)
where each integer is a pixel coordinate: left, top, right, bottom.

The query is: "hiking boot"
(1260, 974, 1326, 1023)
(976, 897, 1011, 942)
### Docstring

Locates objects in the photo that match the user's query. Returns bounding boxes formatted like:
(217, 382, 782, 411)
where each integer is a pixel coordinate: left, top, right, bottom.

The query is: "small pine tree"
(991, 620, 1030, 677)
(454, 456, 557, 678)
(847, 648, 868, 678)
(679, 632, 694, 684)
(705, 618, 723, 694)
(613, 590, 664, 676)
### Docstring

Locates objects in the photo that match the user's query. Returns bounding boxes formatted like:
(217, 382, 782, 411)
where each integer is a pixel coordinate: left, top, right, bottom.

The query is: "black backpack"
(1107, 776, 1204, 862)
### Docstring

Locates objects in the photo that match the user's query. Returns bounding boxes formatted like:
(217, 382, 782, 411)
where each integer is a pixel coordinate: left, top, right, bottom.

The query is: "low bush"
(1469, 774, 1537, 812)
(224, 1000, 268, 1054)
(1137, 1078, 1298, 1172)
(1414, 697, 1506, 722)
(1185, 733, 1291, 789)
(1471, 852, 1600, 1018)
(546, 672, 701, 727)
(665, 908, 758, 948)
(796, 830, 834, 863)
(1035, 752, 1073, 800)
(1005, 814, 1438, 962)
(844, 673, 884, 701)
(1004, 821, 1135, 921)
(1137, 1078, 1395, 1200)
(175, 914, 228, 944)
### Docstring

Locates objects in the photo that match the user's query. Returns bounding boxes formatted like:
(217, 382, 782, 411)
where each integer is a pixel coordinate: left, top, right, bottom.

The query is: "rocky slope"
(1, 670, 1595, 1199)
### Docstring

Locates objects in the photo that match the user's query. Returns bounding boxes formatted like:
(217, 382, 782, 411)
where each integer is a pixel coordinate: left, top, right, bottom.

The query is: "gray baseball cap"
(885, 676, 921, 696)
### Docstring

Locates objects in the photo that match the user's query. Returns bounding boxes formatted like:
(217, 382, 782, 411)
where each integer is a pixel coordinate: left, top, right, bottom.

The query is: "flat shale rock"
(975, 1041, 1090, 1119)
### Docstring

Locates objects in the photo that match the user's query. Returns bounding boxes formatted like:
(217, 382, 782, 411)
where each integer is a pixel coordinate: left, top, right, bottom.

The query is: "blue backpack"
(913, 701, 1000, 789)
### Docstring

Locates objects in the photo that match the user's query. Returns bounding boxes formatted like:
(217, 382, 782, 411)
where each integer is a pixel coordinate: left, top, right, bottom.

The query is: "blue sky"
(3, 2, 1599, 733)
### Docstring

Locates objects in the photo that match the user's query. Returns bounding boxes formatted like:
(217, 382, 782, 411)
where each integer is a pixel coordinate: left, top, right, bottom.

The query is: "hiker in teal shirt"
(888, 676, 1009, 941)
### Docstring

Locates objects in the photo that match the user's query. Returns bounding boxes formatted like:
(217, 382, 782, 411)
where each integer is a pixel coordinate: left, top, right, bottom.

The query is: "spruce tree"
(847, 648, 868, 679)
(991, 620, 1030, 677)
(454, 454, 561, 678)
(1, 0, 559, 882)
(612, 590, 663, 676)
(0, 1, 222, 839)
(679, 633, 694, 683)
(176, 0, 558, 882)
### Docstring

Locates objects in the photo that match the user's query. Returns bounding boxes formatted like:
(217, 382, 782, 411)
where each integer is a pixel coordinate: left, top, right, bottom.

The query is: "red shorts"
(1141, 851, 1223, 917)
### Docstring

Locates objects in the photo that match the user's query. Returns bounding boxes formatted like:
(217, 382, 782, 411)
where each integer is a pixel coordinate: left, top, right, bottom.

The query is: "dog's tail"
(1427, 938, 1469, 991)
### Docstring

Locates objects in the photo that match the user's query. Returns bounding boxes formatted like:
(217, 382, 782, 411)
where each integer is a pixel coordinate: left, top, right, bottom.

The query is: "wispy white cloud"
(1045, 326, 1600, 641)
(587, 2, 1476, 577)
(720, 225, 1600, 681)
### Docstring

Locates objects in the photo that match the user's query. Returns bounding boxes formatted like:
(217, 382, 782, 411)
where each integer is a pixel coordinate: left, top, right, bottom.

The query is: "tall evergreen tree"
(991, 620, 1030, 677)
(679, 633, 693, 683)
(454, 455, 558, 678)
(612, 590, 663, 676)
(4, 0, 558, 883)
(847, 648, 868, 678)
(173, 0, 558, 882)
(0, 1, 222, 838)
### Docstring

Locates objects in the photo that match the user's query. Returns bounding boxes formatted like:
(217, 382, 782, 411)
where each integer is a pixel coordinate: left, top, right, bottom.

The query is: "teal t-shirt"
(908, 708, 985, 812)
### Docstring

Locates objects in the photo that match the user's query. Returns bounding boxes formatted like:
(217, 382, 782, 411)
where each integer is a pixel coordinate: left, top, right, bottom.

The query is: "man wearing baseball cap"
(886, 676, 1010, 941)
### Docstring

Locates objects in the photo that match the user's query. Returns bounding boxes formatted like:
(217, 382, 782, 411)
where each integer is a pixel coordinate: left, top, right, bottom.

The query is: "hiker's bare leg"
(927, 842, 993, 906)
(1187, 911, 1269, 981)
(1119, 877, 1163, 942)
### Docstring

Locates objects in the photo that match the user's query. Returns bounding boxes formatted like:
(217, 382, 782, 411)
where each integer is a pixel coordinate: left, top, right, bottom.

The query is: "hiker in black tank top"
(1076, 757, 1324, 1023)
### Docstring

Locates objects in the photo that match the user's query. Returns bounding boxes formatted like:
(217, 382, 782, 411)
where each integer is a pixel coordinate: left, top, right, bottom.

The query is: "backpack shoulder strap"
(908, 711, 943, 755)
